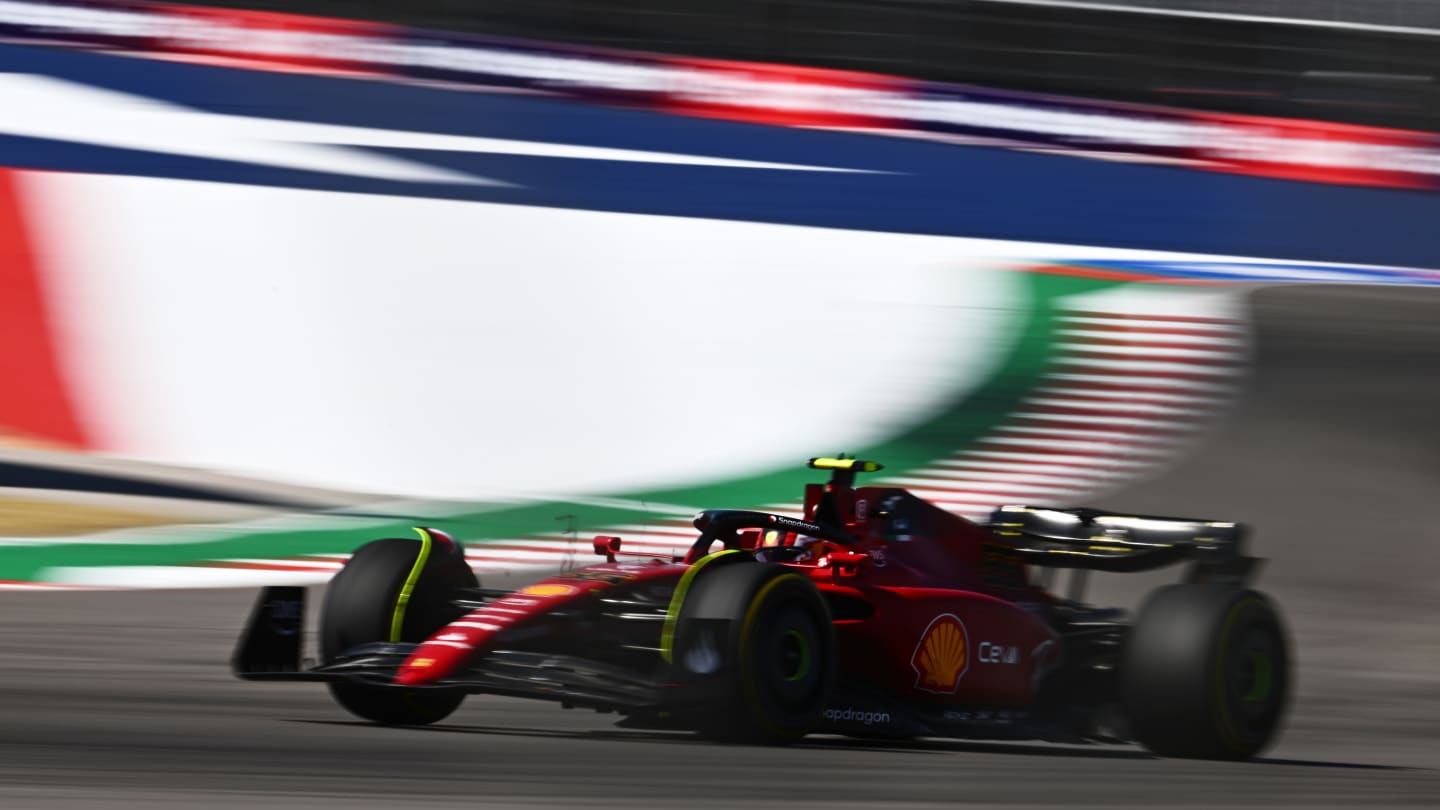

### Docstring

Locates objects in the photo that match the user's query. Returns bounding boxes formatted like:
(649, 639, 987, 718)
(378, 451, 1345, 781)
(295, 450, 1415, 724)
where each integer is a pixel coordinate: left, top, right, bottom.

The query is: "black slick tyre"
(673, 562, 835, 744)
(320, 535, 477, 725)
(1121, 584, 1290, 760)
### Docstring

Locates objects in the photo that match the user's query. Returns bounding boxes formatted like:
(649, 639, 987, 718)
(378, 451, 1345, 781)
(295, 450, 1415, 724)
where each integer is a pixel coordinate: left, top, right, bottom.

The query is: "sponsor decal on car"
(519, 583, 578, 597)
(977, 641, 1020, 665)
(769, 515, 824, 536)
(942, 708, 1022, 725)
(911, 613, 969, 693)
(822, 707, 892, 727)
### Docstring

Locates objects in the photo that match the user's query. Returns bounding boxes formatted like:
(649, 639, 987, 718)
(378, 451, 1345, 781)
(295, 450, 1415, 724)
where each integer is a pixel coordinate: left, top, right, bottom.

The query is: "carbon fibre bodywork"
(235, 460, 1263, 743)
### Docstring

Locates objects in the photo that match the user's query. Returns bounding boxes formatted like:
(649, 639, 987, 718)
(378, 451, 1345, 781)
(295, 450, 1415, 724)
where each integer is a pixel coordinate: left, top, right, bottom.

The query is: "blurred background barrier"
(66, 0, 1440, 132)
(4, 0, 1440, 191)
(1, 1, 1439, 797)
(1, 0, 1439, 581)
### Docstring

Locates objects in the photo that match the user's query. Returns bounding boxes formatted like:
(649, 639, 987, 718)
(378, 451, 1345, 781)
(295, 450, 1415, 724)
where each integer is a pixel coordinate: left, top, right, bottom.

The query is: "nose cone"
(391, 577, 600, 685)
(393, 564, 678, 686)
(395, 637, 474, 686)
(394, 609, 512, 686)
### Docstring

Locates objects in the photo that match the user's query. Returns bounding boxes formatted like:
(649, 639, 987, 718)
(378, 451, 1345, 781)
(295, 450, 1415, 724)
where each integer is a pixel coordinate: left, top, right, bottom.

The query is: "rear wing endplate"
(987, 506, 1263, 585)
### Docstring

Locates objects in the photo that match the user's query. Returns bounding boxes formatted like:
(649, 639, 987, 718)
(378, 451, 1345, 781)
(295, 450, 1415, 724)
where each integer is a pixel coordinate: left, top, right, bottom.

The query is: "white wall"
(26, 173, 1027, 498)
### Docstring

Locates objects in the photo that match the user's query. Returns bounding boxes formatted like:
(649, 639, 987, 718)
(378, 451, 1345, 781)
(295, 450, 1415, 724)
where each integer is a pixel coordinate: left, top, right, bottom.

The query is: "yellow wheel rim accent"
(388, 527, 434, 643)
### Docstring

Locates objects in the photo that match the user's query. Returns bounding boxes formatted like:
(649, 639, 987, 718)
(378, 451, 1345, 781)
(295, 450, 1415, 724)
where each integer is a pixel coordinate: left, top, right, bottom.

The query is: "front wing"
(234, 586, 662, 710)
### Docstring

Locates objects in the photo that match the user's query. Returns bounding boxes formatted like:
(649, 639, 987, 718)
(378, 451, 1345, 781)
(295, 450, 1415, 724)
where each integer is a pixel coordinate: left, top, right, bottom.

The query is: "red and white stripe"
(160, 518, 710, 581)
(879, 295, 1248, 518)
(68, 292, 1247, 586)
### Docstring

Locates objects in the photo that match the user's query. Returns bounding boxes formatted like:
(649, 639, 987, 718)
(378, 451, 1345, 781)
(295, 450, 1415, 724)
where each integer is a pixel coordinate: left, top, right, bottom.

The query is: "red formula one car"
(235, 458, 1290, 759)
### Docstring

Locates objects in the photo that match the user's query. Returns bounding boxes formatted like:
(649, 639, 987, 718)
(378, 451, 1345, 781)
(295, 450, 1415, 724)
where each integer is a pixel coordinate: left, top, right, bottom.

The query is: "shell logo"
(520, 583, 578, 597)
(911, 613, 969, 693)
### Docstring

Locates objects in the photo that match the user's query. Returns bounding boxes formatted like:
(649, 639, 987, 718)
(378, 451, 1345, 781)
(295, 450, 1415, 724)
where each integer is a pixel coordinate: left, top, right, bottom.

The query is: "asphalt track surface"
(0, 285, 1437, 808)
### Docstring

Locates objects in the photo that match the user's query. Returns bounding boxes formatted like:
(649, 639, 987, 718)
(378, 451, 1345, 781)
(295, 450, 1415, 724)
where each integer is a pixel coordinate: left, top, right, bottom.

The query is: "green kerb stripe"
(4, 272, 1112, 585)
(388, 527, 434, 643)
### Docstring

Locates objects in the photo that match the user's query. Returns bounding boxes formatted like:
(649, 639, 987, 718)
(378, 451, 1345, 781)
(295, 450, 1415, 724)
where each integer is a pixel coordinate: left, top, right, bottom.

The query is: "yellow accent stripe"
(808, 457, 880, 472)
(659, 549, 745, 664)
(388, 527, 434, 643)
(737, 572, 810, 737)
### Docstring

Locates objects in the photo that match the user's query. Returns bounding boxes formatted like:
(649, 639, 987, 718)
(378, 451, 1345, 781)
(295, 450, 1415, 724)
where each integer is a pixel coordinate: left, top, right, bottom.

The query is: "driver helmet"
(756, 528, 819, 561)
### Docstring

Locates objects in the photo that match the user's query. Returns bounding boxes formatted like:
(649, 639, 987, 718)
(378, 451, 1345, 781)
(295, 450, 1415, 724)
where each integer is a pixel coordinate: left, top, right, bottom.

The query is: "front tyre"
(320, 534, 477, 725)
(673, 562, 835, 744)
(1121, 584, 1290, 759)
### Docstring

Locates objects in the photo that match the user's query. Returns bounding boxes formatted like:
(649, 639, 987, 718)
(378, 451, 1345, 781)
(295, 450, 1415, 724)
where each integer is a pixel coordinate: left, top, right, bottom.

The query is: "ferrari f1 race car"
(234, 458, 1290, 759)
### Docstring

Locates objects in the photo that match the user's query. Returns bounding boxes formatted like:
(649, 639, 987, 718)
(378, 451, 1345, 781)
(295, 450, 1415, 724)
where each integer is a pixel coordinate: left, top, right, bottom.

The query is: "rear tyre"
(320, 536, 477, 725)
(1121, 584, 1290, 759)
(673, 562, 835, 744)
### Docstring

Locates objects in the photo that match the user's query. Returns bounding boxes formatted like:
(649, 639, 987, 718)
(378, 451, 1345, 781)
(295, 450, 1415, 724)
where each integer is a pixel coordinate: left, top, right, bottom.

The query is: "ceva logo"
(978, 641, 1020, 665)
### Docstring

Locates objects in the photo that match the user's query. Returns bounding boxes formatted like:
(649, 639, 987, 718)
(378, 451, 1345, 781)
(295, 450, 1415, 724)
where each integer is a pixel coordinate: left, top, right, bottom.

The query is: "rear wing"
(987, 505, 1262, 585)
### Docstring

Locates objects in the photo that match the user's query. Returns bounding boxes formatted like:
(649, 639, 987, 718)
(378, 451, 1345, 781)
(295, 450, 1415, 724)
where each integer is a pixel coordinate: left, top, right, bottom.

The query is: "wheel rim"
(780, 628, 812, 683)
(1224, 620, 1285, 745)
(1241, 649, 1274, 703)
(757, 603, 824, 710)
(730, 573, 833, 738)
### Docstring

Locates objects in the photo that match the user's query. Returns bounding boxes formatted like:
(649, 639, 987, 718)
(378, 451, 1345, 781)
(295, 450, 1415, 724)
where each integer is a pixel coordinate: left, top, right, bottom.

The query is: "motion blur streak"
(0, 168, 87, 449)
(0, 287, 1436, 808)
(0, 74, 873, 177)
(0, 2, 1436, 806)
